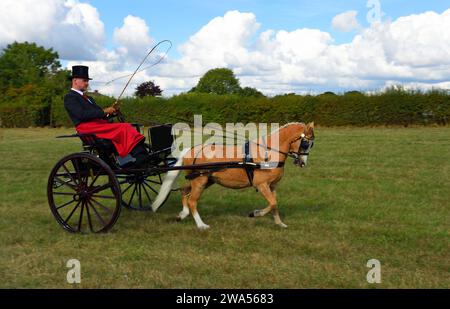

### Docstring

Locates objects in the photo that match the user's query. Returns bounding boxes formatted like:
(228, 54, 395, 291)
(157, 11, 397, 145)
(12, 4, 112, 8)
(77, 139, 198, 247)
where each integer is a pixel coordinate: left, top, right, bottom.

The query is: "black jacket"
(64, 90, 106, 126)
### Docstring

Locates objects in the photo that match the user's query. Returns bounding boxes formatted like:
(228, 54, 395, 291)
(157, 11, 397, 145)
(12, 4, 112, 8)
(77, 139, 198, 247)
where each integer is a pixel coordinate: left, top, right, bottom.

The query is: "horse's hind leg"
(250, 183, 287, 228)
(177, 185, 191, 221)
(187, 176, 210, 230)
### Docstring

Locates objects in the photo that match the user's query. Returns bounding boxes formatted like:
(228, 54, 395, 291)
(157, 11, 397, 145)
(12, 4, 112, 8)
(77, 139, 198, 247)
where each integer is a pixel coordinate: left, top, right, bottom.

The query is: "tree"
(345, 91, 363, 96)
(0, 42, 70, 127)
(320, 91, 337, 96)
(191, 68, 241, 95)
(0, 41, 62, 91)
(135, 81, 162, 98)
(238, 86, 265, 98)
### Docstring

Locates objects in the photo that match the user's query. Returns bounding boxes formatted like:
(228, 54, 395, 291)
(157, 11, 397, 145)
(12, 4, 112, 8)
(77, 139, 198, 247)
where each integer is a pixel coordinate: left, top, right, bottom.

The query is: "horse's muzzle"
(293, 158, 306, 168)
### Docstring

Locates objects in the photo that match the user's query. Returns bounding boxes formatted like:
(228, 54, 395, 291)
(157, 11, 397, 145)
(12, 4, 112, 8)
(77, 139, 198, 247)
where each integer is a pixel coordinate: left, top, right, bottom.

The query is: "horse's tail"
(151, 148, 190, 212)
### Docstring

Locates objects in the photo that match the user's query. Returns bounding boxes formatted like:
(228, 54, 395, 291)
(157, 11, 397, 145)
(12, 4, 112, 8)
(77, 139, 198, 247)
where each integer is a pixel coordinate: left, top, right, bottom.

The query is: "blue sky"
(1, 0, 449, 95)
(90, 0, 450, 55)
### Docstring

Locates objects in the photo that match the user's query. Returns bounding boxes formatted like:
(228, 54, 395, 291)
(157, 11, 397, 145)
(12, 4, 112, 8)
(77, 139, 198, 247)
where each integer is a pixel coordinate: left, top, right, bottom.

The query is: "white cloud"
(66, 14, 158, 97)
(332, 10, 360, 32)
(153, 10, 375, 94)
(382, 10, 450, 67)
(2, 3, 449, 96)
(167, 10, 260, 76)
(153, 9, 450, 95)
(0, 0, 105, 60)
(113, 15, 153, 62)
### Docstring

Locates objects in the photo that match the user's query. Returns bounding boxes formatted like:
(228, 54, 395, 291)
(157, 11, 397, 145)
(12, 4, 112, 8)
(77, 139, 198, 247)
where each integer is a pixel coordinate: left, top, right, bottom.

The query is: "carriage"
(47, 123, 177, 233)
(47, 122, 269, 233)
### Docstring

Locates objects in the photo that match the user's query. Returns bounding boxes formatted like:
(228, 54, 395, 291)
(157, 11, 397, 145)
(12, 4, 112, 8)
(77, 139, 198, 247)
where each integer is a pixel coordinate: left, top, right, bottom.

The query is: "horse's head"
(289, 122, 315, 168)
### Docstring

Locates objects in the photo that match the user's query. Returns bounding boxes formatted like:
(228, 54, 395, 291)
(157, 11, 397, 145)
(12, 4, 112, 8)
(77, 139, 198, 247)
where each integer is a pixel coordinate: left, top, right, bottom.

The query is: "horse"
(151, 122, 315, 229)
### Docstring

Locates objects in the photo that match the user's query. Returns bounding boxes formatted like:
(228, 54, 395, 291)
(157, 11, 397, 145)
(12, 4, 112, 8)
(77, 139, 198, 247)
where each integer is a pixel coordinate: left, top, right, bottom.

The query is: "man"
(64, 65, 148, 165)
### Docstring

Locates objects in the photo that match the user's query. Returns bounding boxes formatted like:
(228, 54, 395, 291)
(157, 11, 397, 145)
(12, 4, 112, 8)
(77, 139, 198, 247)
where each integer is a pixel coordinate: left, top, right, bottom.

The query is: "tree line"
(0, 42, 449, 127)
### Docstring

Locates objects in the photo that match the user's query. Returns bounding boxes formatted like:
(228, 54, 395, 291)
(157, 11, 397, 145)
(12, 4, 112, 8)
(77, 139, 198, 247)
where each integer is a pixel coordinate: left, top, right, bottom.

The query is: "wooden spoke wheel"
(118, 170, 169, 211)
(47, 153, 121, 233)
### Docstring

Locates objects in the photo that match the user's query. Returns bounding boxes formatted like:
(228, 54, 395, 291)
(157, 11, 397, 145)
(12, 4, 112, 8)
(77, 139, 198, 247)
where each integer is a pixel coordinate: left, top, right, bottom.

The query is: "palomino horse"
(151, 122, 315, 229)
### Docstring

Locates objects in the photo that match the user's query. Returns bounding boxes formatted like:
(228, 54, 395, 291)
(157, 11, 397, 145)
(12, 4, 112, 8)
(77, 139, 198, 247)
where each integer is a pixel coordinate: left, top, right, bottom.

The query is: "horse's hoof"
(249, 210, 261, 217)
(278, 223, 288, 228)
(197, 224, 210, 230)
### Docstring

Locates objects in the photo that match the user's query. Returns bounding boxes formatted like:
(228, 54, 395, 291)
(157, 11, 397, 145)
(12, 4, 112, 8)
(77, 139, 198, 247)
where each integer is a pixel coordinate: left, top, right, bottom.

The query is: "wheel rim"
(48, 153, 121, 233)
(118, 171, 169, 211)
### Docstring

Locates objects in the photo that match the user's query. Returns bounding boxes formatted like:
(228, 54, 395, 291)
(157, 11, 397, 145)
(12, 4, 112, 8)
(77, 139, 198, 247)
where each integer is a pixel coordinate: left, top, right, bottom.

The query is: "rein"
(248, 134, 314, 162)
(130, 116, 313, 164)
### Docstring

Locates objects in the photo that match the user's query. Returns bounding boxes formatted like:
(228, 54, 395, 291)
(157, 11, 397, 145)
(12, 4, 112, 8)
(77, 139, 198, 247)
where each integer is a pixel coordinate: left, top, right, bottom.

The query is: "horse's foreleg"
(251, 183, 287, 228)
(177, 185, 191, 221)
(187, 177, 210, 230)
(249, 206, 272, 218)
(249, 183, 274, 218)
(269, 190, 287, 228)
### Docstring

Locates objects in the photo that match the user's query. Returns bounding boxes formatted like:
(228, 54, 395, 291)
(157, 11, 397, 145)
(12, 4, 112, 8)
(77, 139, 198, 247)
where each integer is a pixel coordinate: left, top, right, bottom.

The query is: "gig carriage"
(47, 123, 179, 233)
(47, 122, 270, 233)
(47, 41, 315, 232)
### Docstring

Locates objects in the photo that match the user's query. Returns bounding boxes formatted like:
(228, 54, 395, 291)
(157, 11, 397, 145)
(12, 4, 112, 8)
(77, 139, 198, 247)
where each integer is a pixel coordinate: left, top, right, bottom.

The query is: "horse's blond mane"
(271, 122, 305, 134)
(280, 122, 305, 129)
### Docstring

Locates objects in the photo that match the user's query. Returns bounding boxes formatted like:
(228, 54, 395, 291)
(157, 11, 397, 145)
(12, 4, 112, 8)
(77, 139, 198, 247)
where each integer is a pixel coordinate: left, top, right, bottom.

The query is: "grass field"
(0, 126, 448, 288)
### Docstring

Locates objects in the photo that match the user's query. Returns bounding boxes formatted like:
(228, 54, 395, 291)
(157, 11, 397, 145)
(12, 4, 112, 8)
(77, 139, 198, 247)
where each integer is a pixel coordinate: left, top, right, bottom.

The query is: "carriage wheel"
(47, 153, 121, 233)
(117, 170, 170, 211)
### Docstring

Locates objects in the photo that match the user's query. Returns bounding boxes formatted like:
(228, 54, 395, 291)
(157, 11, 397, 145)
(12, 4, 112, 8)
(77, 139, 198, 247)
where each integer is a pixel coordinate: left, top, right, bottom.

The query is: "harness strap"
(243, 141, 255, 186)
(184, 141, 286, 183)
(184, 161, 285, 181)
(185, 168, 224, 180)
(261, 136, 269, 162)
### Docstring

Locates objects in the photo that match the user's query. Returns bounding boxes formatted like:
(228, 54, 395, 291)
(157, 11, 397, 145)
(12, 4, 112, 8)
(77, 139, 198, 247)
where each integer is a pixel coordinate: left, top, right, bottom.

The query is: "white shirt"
(71, 88, 93, 104)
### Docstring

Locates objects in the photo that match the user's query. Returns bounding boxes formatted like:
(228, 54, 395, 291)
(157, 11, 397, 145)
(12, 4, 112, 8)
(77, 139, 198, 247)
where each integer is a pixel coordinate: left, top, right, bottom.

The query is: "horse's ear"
(308, 122, 314, 128)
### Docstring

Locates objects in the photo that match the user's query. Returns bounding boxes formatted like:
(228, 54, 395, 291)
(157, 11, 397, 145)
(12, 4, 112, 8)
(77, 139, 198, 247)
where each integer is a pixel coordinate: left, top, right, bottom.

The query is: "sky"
(1, 0, 449, 96)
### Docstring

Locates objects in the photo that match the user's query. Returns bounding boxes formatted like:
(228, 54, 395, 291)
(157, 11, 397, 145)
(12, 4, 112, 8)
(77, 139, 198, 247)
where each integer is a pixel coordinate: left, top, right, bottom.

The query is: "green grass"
(0, 127, 449, 288)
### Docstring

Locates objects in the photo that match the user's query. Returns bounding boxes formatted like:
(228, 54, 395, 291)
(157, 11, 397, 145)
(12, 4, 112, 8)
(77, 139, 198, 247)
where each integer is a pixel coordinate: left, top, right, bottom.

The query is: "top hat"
(70, 65, 92, 80)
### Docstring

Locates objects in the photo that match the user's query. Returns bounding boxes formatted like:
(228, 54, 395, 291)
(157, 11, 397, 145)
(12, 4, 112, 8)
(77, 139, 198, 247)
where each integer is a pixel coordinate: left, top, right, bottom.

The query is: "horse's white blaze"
(151, 148, 191, 212)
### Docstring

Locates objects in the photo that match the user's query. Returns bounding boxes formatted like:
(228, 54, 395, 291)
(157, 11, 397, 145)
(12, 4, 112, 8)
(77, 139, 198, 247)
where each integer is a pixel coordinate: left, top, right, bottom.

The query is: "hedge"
(1, 88, 449, 128)
(0, 84, 52, 127)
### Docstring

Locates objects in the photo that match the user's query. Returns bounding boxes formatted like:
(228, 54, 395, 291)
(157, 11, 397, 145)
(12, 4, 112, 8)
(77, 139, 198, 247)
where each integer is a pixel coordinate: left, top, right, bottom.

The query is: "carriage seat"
(57, 133, 143, 167)
(56, 133, 115, 151)
(56, 123, 173, 168)
(56, 123, 144, 154)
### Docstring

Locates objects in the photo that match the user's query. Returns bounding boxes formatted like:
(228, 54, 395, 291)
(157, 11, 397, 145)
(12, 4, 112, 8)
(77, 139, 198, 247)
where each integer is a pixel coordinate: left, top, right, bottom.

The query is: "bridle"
(289, 133, 315, 165)
(249, 131, 314, 165)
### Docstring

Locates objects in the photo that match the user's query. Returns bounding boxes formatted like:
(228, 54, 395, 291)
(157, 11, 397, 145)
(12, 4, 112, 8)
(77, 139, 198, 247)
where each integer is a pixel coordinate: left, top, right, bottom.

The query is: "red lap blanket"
(76, 119, 145, 157)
